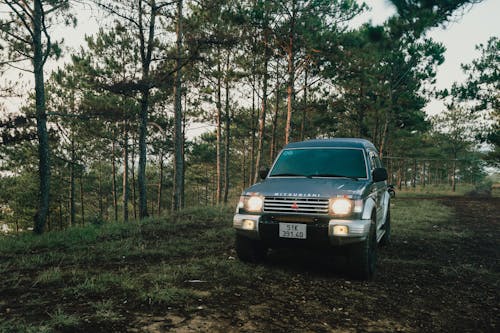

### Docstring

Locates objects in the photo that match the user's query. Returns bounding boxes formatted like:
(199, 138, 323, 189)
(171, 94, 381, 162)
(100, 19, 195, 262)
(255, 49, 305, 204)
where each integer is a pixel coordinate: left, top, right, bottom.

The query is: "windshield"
(269, 148, 367, 179)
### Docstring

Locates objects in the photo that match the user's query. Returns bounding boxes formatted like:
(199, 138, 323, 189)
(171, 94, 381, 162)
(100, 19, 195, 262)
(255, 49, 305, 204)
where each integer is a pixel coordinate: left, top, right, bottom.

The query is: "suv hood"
(243, 177, 370, 198)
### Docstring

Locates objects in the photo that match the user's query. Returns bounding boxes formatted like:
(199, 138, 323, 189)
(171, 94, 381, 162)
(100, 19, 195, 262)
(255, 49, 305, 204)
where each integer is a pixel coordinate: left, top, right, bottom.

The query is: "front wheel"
(348, 216, 377, 280)
(235, 234, 267, 263)
(380, 208, 391, 246)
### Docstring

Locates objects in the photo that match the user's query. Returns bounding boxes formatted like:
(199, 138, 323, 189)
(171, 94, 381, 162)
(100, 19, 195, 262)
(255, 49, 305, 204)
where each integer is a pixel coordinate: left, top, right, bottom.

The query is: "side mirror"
(259, 167, 270, 180)
(372, 167, 388, 182)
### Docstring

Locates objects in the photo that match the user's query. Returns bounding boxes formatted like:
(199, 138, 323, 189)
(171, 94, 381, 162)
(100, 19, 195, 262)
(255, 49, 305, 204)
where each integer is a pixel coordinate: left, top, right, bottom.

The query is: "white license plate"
(279, 223, 307, 239)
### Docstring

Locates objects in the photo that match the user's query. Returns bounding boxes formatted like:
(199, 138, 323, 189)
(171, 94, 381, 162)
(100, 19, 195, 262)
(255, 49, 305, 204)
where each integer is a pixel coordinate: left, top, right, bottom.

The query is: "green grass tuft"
(91, 300, 124, 323)
(48, 307, 80, 330)
(139, 283, 200, 306)
(34, 267, 63, 286)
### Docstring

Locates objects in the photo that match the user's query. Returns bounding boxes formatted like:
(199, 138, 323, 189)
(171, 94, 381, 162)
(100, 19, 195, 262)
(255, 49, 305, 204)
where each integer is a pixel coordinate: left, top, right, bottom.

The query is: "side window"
(369, 151, 381, 170)
(374, 154, 382, 168)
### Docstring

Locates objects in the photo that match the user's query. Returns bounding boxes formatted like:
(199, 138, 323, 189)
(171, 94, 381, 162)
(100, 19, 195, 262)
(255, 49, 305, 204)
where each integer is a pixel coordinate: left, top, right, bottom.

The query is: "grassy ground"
(393, 184, 476, 197)
(394, 180, 500, 198)
(0, 197, 498, 332)
(0, 206, 238, 332)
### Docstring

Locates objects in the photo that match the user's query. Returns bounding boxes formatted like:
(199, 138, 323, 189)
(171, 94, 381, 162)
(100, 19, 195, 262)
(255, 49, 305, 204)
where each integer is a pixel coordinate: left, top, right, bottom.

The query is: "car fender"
(381, 191, 390, 223)
(362, 197, 376, 220)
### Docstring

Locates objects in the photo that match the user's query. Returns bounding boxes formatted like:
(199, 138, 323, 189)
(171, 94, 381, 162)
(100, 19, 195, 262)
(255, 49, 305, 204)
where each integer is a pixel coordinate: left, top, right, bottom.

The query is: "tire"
(348, 215, 377, 280)
(380, 208, 391, 246)
(235, 234, 267, 263)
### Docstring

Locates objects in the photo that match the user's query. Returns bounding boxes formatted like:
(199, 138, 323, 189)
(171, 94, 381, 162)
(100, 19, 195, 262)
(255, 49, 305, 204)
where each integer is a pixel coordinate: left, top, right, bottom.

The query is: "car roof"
(284, 138, 377, 151)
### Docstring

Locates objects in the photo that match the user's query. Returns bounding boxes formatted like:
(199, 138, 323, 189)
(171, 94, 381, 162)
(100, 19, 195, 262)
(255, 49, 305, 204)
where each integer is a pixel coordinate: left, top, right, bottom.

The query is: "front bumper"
(233, 214, 371, 246)
(327, 219, 371, 245)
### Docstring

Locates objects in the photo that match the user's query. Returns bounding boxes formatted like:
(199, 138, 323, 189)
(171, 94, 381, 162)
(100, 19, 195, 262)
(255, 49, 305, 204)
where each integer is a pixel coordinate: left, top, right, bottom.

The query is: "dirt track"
(135, 196, 499, 333)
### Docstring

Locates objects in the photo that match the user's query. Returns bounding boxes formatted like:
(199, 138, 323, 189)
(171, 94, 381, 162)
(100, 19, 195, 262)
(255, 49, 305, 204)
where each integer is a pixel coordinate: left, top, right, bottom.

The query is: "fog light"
(242, 219, 256, 230)
(333, 225, 349, 236)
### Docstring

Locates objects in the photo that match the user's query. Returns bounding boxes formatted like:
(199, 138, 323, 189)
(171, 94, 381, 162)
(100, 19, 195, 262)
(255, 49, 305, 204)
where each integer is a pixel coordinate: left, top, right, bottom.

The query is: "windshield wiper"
(307, 173, 359, 181)
(270, 173, 307, 177)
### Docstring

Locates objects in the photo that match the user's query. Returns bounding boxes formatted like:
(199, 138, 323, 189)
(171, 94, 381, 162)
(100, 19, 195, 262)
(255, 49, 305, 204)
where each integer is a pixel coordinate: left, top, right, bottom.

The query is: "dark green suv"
(233, 138, 390, 279)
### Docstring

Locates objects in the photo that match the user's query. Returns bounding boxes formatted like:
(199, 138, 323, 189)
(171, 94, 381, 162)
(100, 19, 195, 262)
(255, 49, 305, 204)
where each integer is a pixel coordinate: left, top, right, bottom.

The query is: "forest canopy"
(0, 0, 497, 233)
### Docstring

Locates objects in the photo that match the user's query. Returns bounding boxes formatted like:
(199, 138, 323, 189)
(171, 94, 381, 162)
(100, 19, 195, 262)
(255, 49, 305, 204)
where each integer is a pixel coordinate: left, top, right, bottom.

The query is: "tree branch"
(0, 26, 30, 45)
(0, 57, 31, 66)
(4, 0, 34, 38)
(44, 2, 68, 15)
(154, 1, 175, 10)
(93, 0, 141, 29)
(6, 61, 33, 73)
(41, 5, 52, 66)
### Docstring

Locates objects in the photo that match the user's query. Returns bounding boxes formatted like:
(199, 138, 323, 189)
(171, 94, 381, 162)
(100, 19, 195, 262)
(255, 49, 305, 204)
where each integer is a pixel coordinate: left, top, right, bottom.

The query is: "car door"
(368, 151, 385, 227)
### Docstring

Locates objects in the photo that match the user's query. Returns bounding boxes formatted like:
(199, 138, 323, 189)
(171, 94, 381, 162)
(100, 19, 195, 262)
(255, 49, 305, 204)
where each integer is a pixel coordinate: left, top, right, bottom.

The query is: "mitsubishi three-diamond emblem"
(291, 202, 299, 210)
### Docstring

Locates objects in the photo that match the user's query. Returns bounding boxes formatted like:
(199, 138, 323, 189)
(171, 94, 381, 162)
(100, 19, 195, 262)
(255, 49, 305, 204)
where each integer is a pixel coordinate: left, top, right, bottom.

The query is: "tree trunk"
(138, 91, 149, 219)
(357, 83, 366, 137)
(98, 162, 104, 219)
(380, 84, 393, 158)
(223, 51, 231, 203)
(284, 0, 296, 145)
(122, 121, 129, 222)
(137, 0, 157, 219)
(242, 138, 247, 189)
(413, 159, 417, 188)
(47, 208, 51, 232)
(112, 139, 118, 222)
(300, 65, 308, 141)
(452, 156, 457, 192)
(422, 161, 426, 188)
(215, 48, 223, 204)
(80, 176, 85, 225)
(172, 0, 184, 211)
(397, 161, 402, 191)
(182, 94, 187, 208)
(249, 73, 257, 186)
(33, 0, 50, 234)
(403, 160, 408, 189)
(428, 162, 432, 186)
(270, 63, 280, 161)
(69, 139, 76, 227)
(131, 134, 137, 219)
(205, 167, 209, 206)
(157, 153, 163, 215)
(59, 201, 63, 230)
(255, 22, 270, 183)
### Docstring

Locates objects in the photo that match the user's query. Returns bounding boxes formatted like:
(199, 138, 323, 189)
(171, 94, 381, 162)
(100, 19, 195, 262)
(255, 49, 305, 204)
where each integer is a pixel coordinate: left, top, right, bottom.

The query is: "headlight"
(330, 198, 352, 216)
(237, 195, 264, 213)
(246, 196, 264, 212)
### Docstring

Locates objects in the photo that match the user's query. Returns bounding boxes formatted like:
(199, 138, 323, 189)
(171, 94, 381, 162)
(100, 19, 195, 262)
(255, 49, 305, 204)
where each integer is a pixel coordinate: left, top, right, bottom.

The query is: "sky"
(355, 0, 499, 115)
(2, 0, 499, 121)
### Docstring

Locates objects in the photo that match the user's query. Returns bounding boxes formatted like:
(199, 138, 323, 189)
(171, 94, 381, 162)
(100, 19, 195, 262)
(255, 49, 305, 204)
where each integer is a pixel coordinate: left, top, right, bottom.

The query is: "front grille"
(264, 197, 329, 214)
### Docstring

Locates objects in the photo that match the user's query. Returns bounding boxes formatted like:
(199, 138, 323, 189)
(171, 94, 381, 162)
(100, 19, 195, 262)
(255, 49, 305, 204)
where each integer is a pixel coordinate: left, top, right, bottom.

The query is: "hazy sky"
(356, 0, 499, 115)
(2, 0, 499, 120)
